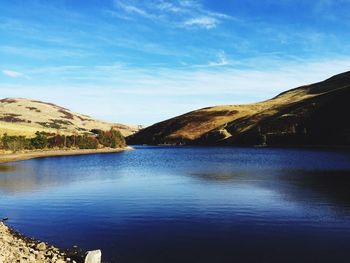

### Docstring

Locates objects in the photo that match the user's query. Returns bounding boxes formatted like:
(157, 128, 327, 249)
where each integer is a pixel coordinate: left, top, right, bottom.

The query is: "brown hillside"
(0, 98, 139, 137)
(127, 71, 350, 146)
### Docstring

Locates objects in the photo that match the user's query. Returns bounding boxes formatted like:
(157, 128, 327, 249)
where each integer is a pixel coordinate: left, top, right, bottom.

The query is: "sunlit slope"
(0, 98, 139, 137)
(127, 71, 350, 146)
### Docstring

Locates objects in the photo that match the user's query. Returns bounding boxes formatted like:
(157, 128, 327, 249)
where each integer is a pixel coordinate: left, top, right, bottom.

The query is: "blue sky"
(1, 0, 350, 125)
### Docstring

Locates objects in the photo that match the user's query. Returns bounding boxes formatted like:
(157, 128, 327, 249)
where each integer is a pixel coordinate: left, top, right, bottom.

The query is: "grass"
(0, 98, 138, 137)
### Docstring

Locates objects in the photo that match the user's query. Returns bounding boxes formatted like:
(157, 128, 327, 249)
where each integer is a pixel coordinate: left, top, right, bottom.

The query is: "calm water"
(1, 146, 350, 263)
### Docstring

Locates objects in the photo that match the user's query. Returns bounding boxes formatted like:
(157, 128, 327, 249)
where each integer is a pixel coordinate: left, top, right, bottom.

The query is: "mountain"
(127, 71, 350, 146)
(0, 98, 139, 137)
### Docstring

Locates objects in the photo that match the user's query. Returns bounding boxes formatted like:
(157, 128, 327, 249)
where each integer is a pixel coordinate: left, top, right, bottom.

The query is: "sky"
(1, 0, 350, 125)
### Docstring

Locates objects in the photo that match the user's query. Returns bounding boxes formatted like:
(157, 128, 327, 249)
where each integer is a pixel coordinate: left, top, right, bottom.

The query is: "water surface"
(1, 146, 350, 263)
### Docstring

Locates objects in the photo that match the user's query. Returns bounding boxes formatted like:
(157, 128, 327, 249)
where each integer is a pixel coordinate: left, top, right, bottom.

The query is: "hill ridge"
(0, 98, 139, 137)
(127, 70, 350, 146)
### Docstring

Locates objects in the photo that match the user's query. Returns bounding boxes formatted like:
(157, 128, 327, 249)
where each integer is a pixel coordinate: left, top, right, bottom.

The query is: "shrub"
(77, 135, 99, 149)
(0, 128, 126, 152)
(30, 132, 48, 149)
(94, 128, 126, 148)
(0, 133, 32, 152)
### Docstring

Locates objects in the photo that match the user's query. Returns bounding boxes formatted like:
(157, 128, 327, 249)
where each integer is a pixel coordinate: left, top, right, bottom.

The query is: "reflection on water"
(1, 147, 350, 263)
(0, 164, 51, 193)
(0, 162, 80, 193)
(190, 171, 248, 181)
(189, 169, 350, 221)
(279, 169, 350, 209)
(0, 164, 17, 172)
(0, 152, 127, 193)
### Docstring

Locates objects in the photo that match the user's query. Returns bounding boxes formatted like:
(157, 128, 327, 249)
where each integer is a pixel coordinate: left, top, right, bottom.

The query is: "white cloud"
(118, 3, 151, 18)
(114, 1, 157, 20)
(209, 51, 230, 66)
(184, 16, 218, 29)
(192, 51, 231, 68)
(2, 70, 24, 78)
(112, 0, 232, 29)
(156, 2, 183, 13)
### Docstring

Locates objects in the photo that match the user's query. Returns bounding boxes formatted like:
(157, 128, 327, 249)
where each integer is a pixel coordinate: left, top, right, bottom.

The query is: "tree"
(77, 135, 99, 149)
(31, 132, 48, 149)
(0, 134, 31, 152)
(95, 129, 126, 148)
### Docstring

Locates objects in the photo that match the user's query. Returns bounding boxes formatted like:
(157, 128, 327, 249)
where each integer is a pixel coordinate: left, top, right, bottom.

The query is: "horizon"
(1, 0, 350, 126)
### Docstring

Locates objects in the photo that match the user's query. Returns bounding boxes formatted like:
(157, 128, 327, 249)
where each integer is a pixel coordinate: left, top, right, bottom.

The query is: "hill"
(0, 98, 139, 137)
(127, 71, 350, 146)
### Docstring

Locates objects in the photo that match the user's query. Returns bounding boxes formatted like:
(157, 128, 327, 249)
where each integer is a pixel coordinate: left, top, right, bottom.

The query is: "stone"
(28, 254, 36, 261)
(36, 252, 45, 260)
(22, 246, 30, 255)
(36, 242, 46, 251)
(85, 250, 102, 263)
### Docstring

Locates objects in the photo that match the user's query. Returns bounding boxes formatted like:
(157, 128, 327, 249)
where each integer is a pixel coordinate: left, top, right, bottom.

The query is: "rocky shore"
(0, 221, 84, 263)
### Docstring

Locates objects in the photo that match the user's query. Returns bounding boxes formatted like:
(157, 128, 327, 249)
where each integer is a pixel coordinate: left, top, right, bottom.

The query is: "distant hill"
(127, 71, 350, 146)
(0, 98, 139, 137)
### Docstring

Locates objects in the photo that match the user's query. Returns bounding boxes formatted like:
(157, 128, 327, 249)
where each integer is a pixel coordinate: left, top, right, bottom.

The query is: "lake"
(1, 146, 350, 263)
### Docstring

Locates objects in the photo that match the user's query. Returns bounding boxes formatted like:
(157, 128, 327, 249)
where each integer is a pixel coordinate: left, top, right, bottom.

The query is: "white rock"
(85, 250, 102, 263)
(36, 242, 46, 251)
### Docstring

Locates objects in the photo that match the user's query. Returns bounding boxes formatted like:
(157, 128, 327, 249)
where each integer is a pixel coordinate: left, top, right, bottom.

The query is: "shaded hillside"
(127, 71, 350, 146)
(0, 98, 139, 137)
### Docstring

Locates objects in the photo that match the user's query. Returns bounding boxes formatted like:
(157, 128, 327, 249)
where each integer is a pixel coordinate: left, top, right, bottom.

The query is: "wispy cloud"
(111, 0, 232, 29)
(115, 1, 155, 19)
(184, 16, 218, 29)
(156, 1, 183, 13)
(209, 51, 230, 66)
(193, 51, 231, 68)
(2, 70, 24, 78)
(0, 45, 91, 60)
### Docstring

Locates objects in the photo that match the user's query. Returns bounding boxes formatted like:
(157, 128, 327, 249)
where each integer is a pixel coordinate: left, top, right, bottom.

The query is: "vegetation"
(0, 98, 138, 138)
(91, 129, 126, 148)
(0, 128, 126, 152)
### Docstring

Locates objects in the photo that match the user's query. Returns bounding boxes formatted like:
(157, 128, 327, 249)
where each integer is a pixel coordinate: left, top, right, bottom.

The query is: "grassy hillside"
(127, 71, 350, 146)
(0, 98, 139, 137)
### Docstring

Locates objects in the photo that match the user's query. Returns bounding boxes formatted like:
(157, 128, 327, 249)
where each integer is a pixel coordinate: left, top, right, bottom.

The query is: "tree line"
(0, 129, 126, 152)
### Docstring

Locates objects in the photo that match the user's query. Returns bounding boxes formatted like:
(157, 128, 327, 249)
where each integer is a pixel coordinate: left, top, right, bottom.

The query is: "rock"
(36, 242, 46, 251)
(28, 254, 36, 261)
(85, 250, 102, 263)
(36, 252, 45, 260)
(0, 221, 82, 263)
(22, 246, 30, 255)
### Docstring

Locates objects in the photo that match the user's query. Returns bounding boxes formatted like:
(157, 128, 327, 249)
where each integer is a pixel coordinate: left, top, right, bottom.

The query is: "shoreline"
(132, 144, 350, 150)
(0, 146, 133, 164)
(0, 221, 85, 263)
